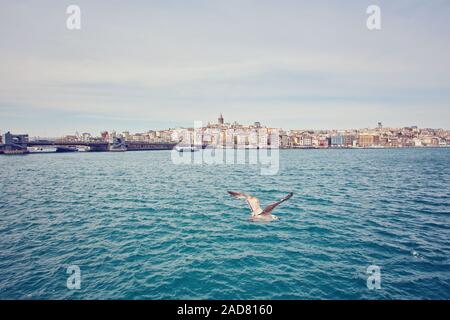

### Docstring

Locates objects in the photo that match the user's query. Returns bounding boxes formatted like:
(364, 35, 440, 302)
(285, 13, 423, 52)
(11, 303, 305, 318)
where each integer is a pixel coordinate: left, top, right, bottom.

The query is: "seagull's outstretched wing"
(228, 191, 262, 215)
(228, 191, 249, 200)
(261, 192, 293, 215)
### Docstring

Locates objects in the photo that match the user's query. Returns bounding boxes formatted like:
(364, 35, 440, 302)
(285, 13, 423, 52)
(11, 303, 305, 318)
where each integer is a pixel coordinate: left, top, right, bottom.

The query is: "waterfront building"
(248, 129, 259, 148)
(62, 135, 78, 142)
(130, 133, 146, 142)
(236, 130, 249, 148)
(2, 132, 29, 145)
(268, 129, 281, 148)
(358, 134, 370, 147)
(279, 130, 289, 148)
(182, 129, 195, 145)
(358, 134, 380, 147)
(258, 131, 268, 148)
(316, 136, 329, 148)
(2, 132, 29, 153)
(331, 135, 345, 147)
(194, 128, 203, 145)
(413, 138, 422, 147)
(290, 135, 300, 146)
(171, 128, 185, 143)
(302, 135, 313, 147)
(225, 129, 235, 148)
(343, 134, 355, 147)
(155, 130, 173, 143)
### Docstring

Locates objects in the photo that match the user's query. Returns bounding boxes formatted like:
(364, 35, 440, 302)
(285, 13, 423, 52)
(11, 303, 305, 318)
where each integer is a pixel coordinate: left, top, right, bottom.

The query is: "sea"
(0, 148, 449, 299)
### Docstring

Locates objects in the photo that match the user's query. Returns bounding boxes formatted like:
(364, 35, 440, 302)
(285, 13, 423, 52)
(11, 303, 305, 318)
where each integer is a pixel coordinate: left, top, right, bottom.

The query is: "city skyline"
(2, 116, 449, 140)
(3, 114, 448, 151)
(2, 119, 450, 139)
(1, 1, 450, 136)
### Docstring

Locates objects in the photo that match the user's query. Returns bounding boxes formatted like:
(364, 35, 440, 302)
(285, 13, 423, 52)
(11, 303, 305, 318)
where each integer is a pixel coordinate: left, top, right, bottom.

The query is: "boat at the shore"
(3, 149, 29, 155)
(109, 145, 127, 152)
(77, 146, 91, 152)
(175, 145, 200, 152)
(108, 137, 127, 152)
(28, 146, 57, 153)
(56, 146, 78, 153)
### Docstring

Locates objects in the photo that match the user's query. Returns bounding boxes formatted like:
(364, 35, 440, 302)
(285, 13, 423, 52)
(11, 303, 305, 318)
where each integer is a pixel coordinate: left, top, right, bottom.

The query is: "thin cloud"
(0, 0, 449, 135)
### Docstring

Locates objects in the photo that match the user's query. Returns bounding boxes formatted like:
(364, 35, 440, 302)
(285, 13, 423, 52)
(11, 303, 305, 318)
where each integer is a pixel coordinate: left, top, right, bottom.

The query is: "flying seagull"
(228, 191, 293, 221)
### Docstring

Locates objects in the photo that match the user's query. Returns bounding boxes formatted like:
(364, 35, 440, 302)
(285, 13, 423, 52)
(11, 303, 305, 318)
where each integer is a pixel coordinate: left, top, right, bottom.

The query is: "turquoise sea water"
(0, 148, 449, 299)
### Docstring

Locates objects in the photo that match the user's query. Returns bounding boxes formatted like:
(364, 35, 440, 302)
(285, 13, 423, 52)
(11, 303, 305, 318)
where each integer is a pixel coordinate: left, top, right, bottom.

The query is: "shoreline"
(1, 145, 449, 155)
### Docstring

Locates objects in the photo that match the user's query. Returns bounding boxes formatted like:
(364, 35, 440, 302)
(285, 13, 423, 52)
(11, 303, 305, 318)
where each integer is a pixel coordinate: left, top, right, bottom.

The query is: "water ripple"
(0, 149, 449, 299)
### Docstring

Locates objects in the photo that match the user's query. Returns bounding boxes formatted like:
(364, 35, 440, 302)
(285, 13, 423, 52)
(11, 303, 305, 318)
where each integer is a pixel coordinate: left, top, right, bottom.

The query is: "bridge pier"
(2, 132, 29, 154)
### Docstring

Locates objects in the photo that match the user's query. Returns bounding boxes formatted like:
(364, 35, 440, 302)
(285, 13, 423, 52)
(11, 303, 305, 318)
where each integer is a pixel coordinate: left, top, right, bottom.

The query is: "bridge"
(1, 132, 177, 154)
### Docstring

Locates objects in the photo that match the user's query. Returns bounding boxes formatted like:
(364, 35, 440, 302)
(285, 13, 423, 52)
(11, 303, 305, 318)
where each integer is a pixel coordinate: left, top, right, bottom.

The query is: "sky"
(1, 0, 449, 136)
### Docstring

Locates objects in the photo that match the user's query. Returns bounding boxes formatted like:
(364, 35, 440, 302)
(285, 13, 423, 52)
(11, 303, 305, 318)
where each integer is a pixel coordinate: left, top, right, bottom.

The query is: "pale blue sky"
(1, 0, 449, 136)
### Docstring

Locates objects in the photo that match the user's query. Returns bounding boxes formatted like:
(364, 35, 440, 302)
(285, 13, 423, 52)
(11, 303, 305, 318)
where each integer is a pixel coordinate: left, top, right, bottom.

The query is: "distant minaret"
(218, 113, 224, 125)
